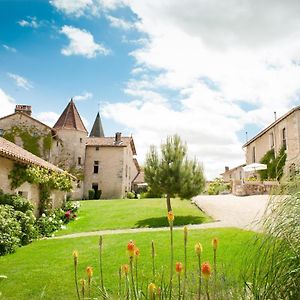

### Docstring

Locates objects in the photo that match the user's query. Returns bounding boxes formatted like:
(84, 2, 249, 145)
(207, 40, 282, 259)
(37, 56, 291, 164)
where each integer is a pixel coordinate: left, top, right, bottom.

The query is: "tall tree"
(144, 135, 205, 212)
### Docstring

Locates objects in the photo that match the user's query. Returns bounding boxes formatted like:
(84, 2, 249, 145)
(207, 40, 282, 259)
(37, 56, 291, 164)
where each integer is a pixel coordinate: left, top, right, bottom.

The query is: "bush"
(36, 212, 63, 237)
(126, 191, 135, 199)
(95, 189, 102, 199)
(88, 189, 95, 200)
(140, 187, 163, 199)
(0, 205, 22, 256)
(0, 194, 34, 213)
(207, 178, 230, 195)
(15, 210, 38, 245)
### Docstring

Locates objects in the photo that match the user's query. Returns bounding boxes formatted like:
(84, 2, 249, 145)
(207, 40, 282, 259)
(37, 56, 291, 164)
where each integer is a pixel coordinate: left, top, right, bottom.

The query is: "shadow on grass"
(135, 215, 207, 228)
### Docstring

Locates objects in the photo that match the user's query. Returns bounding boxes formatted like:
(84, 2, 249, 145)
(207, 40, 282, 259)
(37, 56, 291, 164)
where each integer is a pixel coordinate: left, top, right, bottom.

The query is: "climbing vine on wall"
(259, 146, 287, 180)
(8, 163, 73, 214)
(3, 126, 52, 157)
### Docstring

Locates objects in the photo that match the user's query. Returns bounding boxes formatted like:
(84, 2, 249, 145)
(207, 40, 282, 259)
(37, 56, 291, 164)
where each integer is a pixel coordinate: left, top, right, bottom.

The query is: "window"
(0, 129, 3, 136)
(78, 157, 81, 165)
(56, 141, 59, 147)
(80, 138, 83, 143)
(269, 132, 274, 149)
(282, 128, 287, 148)
(252, 146, 256, 163)
(125, 165, 128, 178)
(96, 146, 99, 151)
(94, 161, 99, 174)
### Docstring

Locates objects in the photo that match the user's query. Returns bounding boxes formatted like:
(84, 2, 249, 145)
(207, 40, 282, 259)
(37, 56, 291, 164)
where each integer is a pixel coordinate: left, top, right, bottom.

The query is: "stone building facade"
(243, 106, 300, 174)
(0, 137, 69, 215)
(0, 100, 140, 199)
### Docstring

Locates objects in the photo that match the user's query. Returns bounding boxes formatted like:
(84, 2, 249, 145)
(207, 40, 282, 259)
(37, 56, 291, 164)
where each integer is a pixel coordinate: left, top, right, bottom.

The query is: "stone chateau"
(0, 100, 140, 199)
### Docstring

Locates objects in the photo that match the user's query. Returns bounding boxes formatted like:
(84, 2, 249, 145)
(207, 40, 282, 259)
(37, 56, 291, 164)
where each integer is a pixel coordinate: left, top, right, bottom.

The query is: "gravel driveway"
(193, 194, 270, 232)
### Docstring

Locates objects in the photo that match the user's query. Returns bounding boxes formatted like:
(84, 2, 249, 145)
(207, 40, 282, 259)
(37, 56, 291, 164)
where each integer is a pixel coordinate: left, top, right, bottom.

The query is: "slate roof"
(53, 99, 87, 133)
(87, 137, 137, 155)
(89, 112, 105, 137)
(0, 137, 66, 173)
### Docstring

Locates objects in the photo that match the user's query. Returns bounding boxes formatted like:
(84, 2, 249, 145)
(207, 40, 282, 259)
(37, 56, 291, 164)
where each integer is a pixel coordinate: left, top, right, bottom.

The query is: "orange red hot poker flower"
(127, 240, 135, 257)
(175, 262, 183, 273)
(201, 262, 211, 280)
(167, 211, 174, 223)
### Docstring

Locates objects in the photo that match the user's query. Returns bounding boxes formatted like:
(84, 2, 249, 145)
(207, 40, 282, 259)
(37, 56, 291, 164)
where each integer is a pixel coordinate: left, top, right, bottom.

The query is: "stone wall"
(84, 146, 125, 199)
(0, 156, 67, 216)
(0, 113, 53, 161)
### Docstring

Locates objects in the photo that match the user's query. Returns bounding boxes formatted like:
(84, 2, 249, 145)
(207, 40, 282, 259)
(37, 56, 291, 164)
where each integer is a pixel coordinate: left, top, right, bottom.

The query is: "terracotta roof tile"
(0, 137, 66, 173)
(53, 99, 87, 133)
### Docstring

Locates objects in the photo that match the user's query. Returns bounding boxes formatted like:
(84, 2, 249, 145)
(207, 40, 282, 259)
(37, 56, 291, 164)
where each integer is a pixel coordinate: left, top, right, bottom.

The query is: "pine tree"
(144, 135, 205, 212)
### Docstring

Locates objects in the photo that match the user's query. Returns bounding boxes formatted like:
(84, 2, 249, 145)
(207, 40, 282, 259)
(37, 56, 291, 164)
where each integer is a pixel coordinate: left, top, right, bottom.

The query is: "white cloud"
(60, 25, 109, 58)
(73, 91, 93, 101)
(18, 16, 40, 28)
(101, 0, 300, 178)
(7, 73, 33, 90)
(106, 15, 135, 30)
(36, 112, 60, 127)
(50, 0, 126, 17)
(3, 44, 17, 53)
(0, 89, 15, 118)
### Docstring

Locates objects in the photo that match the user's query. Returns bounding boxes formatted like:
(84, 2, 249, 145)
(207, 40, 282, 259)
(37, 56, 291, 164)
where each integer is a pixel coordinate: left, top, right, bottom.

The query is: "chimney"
(115, 132, 122, 143)
(225, 166, 229, 172)
(274, 111, 277, 121)
(15, 105, 32, 116)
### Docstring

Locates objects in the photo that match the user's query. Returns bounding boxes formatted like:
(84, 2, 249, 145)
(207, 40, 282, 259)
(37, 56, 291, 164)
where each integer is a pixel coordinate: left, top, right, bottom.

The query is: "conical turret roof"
(53, 99, 87, 133)
(89, 112, 105, 137)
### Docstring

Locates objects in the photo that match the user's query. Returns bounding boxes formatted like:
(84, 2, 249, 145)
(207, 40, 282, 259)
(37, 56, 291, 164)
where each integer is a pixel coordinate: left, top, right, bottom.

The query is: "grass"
(0, 228, 255, 299)
(56, 198, 212, 236)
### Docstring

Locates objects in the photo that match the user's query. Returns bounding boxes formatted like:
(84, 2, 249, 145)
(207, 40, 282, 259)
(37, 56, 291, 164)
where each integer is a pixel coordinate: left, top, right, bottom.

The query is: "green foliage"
(0, 194, 37, 254)
(207, 178, 230, 195)
(88, 189, 95, 200)
(144, 135, 205, 210)
(3, 126, 53, 157)
(43, 133, 52, 154)
(0, 193, 34, 213)
(244, 176, 300, 299)
(36, 211, 64, 237)
(140, 188, 163, 199)
(38, 184, 51, 215)
(126, 191, 135, 199)
(8, 164, 28, 189)
(0, 205, 22, 256)
(258, 146, 286, 180)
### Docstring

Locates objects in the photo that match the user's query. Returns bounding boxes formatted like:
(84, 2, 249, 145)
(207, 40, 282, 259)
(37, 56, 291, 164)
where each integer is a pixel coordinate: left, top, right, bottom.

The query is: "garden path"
(55, 194, 269, 239)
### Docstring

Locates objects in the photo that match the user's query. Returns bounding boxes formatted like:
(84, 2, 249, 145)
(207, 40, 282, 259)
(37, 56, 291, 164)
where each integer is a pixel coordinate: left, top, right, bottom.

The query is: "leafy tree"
(144, 135, 205, 212)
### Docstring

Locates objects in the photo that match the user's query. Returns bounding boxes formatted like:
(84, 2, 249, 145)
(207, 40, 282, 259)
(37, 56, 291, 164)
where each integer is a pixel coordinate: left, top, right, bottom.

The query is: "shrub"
(0, 194, 34, 213)
(95, 190, 102, 199)
(126, 191, 135, 199)
(0, 205, 22, 256)
(15, 210, 38, 245)
(36, 212, 63, 237)
(88, 189, 95, 200)
(140, 187, 163, 199)
(207, 178, 230, 195)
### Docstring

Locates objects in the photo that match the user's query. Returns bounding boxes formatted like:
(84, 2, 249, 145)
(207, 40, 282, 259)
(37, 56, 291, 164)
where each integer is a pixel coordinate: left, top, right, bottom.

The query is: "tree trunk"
(166, 194, 172, 212)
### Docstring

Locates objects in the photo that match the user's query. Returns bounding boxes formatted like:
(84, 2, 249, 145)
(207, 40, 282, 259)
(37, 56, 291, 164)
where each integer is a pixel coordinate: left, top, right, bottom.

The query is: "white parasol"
(243, 163, 267, 172)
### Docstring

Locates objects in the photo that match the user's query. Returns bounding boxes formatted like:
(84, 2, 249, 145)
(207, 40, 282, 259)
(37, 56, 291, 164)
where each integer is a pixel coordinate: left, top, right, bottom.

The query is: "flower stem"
(169, 223, 174, 300)
(178, 273, 181, 300)
(74, 263, 80, 300)
(205, 280, 210, 300)
(130, 257, 137, 300)
(197, 254, 202, 300)
(99, 235, 104, 292)
(213, 249, 217, 299)
(152, 240, 156, 281)
(135, 256, 138, 294)
(119, 267, 122, 300)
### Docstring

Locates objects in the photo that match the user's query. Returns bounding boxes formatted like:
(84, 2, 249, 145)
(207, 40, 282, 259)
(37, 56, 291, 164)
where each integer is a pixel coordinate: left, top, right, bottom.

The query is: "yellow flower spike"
(86, 266, 93, 278)
(73, 250, 78, 266)
(167, 211, 174, 223)
(148, 282, 156, 297)
(212, 238, 219, 250)
(195, 242, 203, 256)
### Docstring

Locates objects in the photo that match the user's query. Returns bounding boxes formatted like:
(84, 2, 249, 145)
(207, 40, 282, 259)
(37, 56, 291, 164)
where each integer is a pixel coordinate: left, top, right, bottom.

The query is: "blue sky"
(1, 0, 300, 178)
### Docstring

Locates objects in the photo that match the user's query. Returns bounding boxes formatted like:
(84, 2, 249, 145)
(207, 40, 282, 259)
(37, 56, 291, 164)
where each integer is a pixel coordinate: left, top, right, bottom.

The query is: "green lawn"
(56, 198, 212, 236)
(0, 228, 255, 299)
